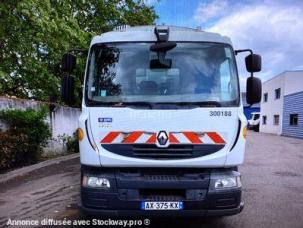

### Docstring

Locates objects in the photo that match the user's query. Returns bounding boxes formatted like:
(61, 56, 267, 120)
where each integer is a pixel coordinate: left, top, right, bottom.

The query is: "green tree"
(0, 0, 157, 106)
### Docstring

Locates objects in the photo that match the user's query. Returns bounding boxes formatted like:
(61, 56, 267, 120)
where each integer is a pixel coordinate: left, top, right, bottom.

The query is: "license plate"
(141, 201, 183, 210)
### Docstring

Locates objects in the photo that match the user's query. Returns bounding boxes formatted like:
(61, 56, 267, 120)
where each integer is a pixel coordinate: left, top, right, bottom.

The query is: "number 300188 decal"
(210, 111, 232, 116)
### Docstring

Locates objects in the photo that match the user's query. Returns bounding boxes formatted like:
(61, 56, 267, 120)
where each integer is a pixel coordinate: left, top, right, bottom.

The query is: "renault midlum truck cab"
(61, 26, 262, 217)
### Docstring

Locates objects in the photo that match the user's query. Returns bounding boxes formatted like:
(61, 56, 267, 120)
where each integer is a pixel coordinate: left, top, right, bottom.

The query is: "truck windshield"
(86, 42, 239, 107)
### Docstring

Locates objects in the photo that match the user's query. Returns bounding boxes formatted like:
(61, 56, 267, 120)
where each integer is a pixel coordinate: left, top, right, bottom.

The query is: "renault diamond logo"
(157, 131, 168, 145)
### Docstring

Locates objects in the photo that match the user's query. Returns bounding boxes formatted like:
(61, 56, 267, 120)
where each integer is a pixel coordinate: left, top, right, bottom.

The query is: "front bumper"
(81, 166, 243, 217)
(81, 202, 244, 217)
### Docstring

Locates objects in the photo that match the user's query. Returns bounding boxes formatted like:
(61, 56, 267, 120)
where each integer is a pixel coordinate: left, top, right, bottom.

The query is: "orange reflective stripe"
(182, 132, 203, 144)
(169, 133, 180, 144)
(101, 132, 120, 143)
(122, 131, 144, 143)
(146, 133, 156, 143)
(101, 131, 223, 145)
(207, 132, 225, 144)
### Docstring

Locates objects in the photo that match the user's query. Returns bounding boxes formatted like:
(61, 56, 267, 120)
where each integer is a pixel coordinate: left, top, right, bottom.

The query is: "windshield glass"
(86, 42, 239, 106)
(253, 114, 260, 120)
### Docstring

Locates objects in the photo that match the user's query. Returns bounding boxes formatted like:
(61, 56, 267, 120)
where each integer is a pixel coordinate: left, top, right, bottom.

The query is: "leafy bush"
(55, 131, 79, 154)
(57, 131, 79, 154)
(65, 131, 79, 154)
(0, 107, 51, 171)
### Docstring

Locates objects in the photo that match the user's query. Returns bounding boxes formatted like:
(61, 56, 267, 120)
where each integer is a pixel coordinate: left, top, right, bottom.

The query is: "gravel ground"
(0, 131, 303, 227)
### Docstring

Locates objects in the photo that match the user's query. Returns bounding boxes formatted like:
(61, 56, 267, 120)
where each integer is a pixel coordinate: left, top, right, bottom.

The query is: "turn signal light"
(77, 128, 84, 141)
(243, 127, 247, 139)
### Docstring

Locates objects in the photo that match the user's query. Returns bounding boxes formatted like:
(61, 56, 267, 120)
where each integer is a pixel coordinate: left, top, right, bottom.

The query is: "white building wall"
(284, 71, 303, 95)
(260, 73, 285, 135)
(260, 71, 303, 135)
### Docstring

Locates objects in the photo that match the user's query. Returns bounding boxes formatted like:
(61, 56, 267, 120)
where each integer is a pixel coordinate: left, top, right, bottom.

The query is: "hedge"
(0, 107, 51, 171)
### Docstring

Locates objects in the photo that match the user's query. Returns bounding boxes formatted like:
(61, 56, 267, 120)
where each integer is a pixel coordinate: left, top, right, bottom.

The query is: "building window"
(273, 115, 279, 125)
(263, 93, 268, 102)
(262, 115, 267, 125)
(275, 88, 281, 99)
(290, 114, 298, 126)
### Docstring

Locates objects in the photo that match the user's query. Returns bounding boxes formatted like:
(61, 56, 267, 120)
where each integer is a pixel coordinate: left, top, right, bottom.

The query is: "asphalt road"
(1, 131, 303, 227)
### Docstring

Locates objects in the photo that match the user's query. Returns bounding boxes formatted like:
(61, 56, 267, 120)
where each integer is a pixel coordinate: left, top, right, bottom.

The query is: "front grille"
(144, 174, 179, 181)
(140, 189, 185, 200)
(133, 144, 193, 158)
(116, 168, 210, 189)
(101, 144, 225, 159)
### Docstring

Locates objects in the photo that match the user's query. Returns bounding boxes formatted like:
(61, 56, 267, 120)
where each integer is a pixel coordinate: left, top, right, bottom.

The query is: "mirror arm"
(234, 49, 254, 78)
(235, 49, 253, 56)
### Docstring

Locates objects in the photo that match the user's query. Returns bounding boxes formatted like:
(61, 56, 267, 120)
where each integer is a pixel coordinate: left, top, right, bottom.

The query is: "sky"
(144, 0, 303, 89)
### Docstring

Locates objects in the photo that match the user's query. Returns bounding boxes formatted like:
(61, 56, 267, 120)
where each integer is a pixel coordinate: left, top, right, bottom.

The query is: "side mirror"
(245, 54, 261, 73)
(62, 53, 76, 73)
(61, 75, 75, 105)
(246, 77, 262, 105)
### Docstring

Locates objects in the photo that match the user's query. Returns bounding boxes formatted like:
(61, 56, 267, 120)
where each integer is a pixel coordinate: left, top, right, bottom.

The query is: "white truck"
(61, 25, 262, 217)
(248, 112, 260, 132)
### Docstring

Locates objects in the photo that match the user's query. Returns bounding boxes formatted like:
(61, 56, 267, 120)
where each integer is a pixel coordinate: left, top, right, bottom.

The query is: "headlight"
(83, 176, 111, 189)
(214, 177, 239, 189)
(209, 171, 241, 191)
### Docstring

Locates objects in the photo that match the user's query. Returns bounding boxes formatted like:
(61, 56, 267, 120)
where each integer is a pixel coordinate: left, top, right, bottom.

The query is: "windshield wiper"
(88, 100, 223, 108)
(119, 102, 154, 109)
(90, 101, 154, 109)
(87, 100, 155, 108)
(191, 101, 222, 107)
(154, 101, 222, 107)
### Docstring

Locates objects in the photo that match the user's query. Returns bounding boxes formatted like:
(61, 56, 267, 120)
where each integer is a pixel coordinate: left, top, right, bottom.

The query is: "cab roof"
(90, 25, 233, 46)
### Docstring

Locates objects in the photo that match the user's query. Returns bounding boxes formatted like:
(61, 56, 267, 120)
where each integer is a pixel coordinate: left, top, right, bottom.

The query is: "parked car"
(248, 112, 260, 132)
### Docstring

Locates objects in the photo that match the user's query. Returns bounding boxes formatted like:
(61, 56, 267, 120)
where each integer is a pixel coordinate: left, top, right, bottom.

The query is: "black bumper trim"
(101, 144, 225, 159)
(80, 202, 244, 217)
